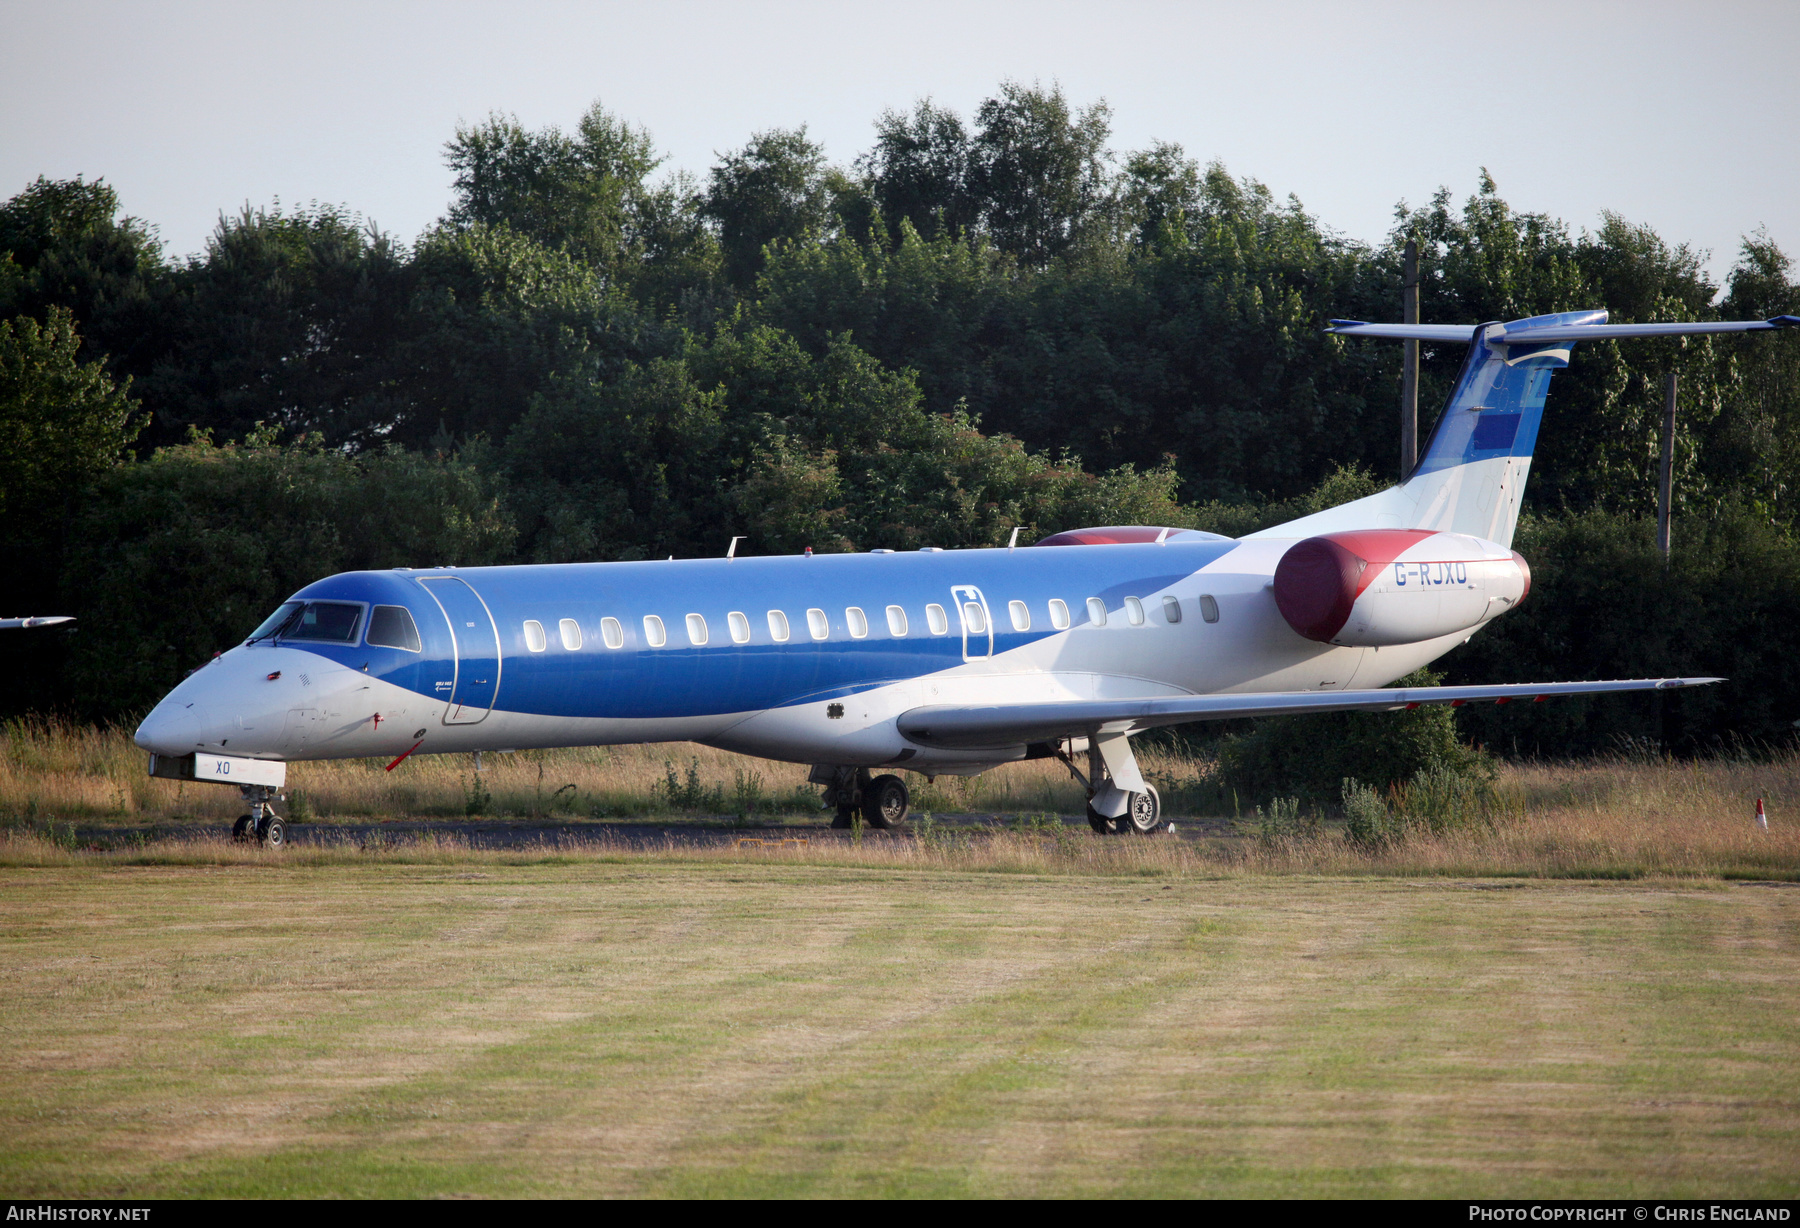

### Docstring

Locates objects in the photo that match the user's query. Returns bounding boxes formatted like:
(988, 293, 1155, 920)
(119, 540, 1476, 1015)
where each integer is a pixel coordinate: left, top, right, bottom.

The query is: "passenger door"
(418, 576, 502, 724)
(950, 584, 992, 660)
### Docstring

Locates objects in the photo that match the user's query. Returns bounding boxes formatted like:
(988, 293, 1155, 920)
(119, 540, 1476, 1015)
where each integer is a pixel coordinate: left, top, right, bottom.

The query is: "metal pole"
(1657, 371, 1676, 563)
(1401, 238, 1420, 477)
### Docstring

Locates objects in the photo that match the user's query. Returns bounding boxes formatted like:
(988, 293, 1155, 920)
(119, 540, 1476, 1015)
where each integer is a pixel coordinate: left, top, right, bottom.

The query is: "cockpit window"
(366, 605, 422, 652)
(248, 602, 304, 642)
(280, 602, 364, 643)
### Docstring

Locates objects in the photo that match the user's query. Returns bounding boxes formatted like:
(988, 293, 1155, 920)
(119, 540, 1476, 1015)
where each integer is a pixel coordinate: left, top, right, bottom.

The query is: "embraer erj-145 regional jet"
(137, 309, 1799, 845)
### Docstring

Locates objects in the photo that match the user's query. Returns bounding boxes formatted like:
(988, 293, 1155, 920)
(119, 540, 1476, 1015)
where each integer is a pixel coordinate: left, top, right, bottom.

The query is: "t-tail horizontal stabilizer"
(1254, 312, 1799, 549)
(1326, 316, 1800, 342)
(898, 677, 1722, 750)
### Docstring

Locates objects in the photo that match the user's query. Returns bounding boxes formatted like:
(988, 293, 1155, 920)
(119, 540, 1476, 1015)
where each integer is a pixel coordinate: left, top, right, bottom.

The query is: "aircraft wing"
(897, 677, 1722, 750)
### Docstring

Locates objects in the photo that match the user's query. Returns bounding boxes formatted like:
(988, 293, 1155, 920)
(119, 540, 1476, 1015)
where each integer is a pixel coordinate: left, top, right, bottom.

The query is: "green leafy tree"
(441, 100, 728, 312)
(1116, 141, 1202, 250)
(703, 127, 835, 288)
(0, 308, 143, 525)
(0, 176, 167, 387)
(140, 202, 408, 447)
(859, 99, 979, 243)
(969, 81, 1113, 267)
(444, 103, 659, 271)
(1709, 233, 1800, 522)
(395, 221, 662, 448)
(498, 357, 733, 562)
(0, 307, 144, 716)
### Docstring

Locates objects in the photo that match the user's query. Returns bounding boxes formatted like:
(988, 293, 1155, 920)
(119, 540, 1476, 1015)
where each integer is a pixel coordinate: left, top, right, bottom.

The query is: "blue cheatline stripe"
(281, 540, 1240, 720)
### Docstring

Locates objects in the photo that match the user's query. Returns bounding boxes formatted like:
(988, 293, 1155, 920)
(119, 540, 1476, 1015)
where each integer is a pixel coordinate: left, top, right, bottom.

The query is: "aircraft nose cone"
(135, 703, 212, 755)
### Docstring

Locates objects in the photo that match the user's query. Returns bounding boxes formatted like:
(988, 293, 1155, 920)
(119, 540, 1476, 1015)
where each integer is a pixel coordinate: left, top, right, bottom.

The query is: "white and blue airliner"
(136, 310, 1798, 844)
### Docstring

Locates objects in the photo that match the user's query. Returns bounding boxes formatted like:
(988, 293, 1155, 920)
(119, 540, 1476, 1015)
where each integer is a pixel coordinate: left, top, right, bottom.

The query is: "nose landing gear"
(232, 784, 286, 848)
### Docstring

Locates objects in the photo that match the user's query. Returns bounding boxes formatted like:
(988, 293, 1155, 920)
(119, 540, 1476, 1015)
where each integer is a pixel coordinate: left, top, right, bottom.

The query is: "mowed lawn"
(1, 864, 1796, 1198)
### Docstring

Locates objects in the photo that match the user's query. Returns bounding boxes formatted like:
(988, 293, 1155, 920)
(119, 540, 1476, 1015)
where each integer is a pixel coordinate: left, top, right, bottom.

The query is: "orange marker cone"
(1756, 798, 1768, 831)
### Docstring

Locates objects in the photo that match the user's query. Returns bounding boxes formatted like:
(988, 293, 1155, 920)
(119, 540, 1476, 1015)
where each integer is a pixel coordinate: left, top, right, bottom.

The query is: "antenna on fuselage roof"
(727, 535, 745, 560)
(1008, 528, 1020, 551)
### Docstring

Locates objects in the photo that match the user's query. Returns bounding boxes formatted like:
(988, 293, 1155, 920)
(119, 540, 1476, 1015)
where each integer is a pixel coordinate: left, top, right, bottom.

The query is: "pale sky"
(2, 0, 1795, 290)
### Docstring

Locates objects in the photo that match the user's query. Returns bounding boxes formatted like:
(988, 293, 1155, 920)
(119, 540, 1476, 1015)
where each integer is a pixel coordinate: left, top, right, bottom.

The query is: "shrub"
(1341, 778, 1394, 847)
(1214, 669, 1493, 807)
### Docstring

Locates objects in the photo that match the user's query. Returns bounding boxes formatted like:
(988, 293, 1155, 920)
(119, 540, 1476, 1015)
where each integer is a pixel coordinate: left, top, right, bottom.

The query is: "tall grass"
(0, 716, 1148, 822)
(2, 717, 1796, 879)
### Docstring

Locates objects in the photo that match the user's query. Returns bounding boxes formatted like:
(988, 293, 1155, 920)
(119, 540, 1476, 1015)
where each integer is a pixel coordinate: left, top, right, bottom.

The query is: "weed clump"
(463, 773, 492, 817)
(656, 758, 725, 812)
(1248, 796, 1320, 846)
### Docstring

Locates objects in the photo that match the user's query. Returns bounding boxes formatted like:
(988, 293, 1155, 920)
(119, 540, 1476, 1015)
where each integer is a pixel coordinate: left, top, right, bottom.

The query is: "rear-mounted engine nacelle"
(1273, 529, 1530, 647)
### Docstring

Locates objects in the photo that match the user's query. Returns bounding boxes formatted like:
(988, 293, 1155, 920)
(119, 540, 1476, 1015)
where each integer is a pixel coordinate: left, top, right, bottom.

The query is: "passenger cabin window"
(846, 607, 869, 639)
(368, 605, 422, 652)
(522, 619, 547, 652)
(767, 610, 790, 642)
(926, 603, 948, 635)
(601, 616, 624, 648)
(643, 615, 667, 647)
(807, 608, 830, 641)
(962, 602, 988, 634)
(886, 605, 908, 636)
(1199, 594, 1221, 624)
(1048, 598, 1070, 630)
(1086, 597, 1108, 626)
(1125, 597, 1146, 626)
(686, 613, 708, 645)
(1162, 596, 1183, 624)
(728, 611, 751, 644)
(286, 602, 362, 643)
(1009, 600, 1030, 632)
(559, 618, 582, 650)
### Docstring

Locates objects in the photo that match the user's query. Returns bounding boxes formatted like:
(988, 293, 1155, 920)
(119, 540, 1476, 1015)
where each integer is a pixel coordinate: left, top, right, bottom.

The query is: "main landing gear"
(231, 784, 286, 848)
(1053, 733, 1163, 835)
(816, 766, 910, 830)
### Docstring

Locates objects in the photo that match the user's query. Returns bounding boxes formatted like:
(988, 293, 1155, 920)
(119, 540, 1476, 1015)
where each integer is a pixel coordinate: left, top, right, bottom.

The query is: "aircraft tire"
(232, 815, 255, 843)
(1085, 804, 1122, 835)
(1123, 785, 1162, 835)
(830, 802, 856, 829)
(862, 774, 909, 829)
(257, 816, 286, 849)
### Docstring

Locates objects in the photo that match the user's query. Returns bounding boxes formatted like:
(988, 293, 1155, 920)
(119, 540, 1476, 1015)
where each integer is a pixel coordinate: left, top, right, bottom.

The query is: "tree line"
(3, 82, 1798, 756)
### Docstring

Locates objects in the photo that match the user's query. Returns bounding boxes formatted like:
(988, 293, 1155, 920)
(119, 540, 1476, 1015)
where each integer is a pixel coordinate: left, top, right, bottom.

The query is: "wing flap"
(897, 678, 1723, 750)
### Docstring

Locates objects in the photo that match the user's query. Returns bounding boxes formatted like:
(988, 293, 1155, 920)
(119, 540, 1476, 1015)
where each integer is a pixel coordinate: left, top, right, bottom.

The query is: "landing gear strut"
(816, 766, 910, 830)
(232, 784, 285, 848)
(1053, 734, 1162, 835)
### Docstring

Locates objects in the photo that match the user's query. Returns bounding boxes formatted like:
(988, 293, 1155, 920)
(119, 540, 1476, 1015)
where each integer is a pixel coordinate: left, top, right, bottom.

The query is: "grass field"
(1, 863, 1796, 1198)
(4, 721, 1799, 1197)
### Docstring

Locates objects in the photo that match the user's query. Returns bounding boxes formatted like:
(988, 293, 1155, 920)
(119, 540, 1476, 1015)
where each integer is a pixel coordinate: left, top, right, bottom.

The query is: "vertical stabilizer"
(1250, 310, 1603, 547)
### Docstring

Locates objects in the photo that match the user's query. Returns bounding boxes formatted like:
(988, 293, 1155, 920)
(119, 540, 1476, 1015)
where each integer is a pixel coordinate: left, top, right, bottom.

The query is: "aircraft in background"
(136, 310, 1797, 845)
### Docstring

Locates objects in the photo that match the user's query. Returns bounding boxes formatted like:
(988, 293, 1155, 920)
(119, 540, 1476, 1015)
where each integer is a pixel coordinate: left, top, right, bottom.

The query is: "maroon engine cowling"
(1273, 529, 1530, 646)
(1271, 533, 1394, 643)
